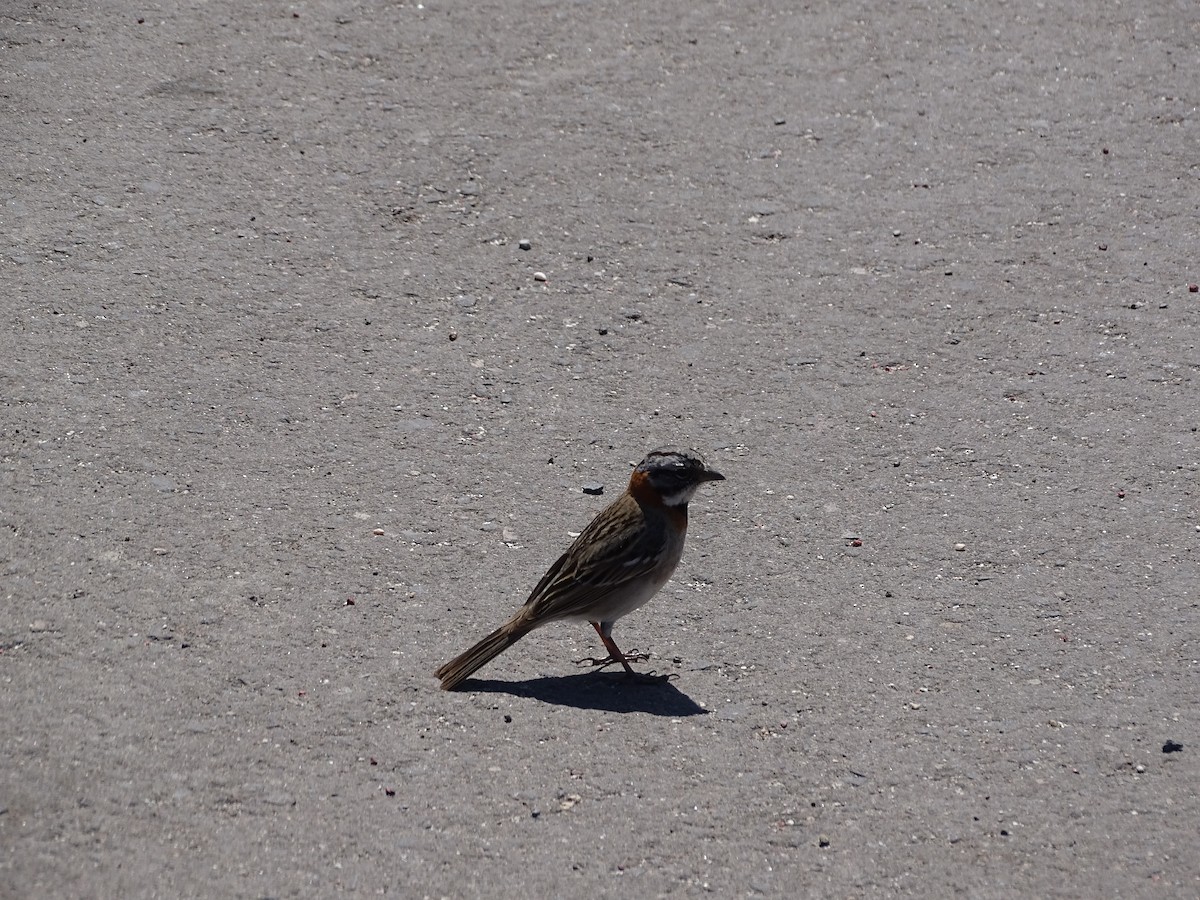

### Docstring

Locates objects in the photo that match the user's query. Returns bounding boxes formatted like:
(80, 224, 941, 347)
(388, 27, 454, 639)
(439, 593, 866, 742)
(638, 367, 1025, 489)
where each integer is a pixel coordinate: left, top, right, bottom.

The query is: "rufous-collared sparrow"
(434, 448, 725, 690)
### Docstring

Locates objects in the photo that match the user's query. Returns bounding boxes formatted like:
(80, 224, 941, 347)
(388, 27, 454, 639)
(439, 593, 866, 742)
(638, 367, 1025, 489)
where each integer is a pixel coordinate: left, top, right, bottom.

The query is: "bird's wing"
(522, 498, 666, 622)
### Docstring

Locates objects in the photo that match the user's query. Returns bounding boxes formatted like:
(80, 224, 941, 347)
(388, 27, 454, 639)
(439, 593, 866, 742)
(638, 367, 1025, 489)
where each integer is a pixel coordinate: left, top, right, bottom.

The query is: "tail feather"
(435, 621, 530, 690)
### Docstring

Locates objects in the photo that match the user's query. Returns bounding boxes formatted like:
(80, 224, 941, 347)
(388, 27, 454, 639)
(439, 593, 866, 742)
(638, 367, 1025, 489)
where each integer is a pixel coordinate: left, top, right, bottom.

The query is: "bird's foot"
(576, 651, 674, 684)
(576, 650, 651, 671)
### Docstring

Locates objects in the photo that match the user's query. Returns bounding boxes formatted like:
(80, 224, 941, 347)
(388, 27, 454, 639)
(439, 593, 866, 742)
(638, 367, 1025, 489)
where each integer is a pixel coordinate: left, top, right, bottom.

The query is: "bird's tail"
(434, 620, 531, 691)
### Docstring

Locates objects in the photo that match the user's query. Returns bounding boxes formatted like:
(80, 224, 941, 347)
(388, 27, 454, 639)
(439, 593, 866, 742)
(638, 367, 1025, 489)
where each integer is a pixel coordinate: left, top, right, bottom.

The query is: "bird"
(434, 447, 725, 690)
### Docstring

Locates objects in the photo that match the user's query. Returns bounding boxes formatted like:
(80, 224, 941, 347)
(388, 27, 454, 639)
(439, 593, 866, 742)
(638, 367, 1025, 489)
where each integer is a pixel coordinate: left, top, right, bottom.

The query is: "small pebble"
(30, 620, 50, 632)
(953, 542, 966, 552)
(372, 528, 385, 536)
(582, 482, 605, 495)
(1188, 284, 1198, 293)
(533, 271, 547, 282)
(518, 239, 531, 251)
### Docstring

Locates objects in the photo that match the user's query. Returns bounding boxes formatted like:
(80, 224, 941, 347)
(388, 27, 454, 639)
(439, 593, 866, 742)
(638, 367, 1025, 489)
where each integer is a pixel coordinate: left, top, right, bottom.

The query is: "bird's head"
(629, 447, 725, 508)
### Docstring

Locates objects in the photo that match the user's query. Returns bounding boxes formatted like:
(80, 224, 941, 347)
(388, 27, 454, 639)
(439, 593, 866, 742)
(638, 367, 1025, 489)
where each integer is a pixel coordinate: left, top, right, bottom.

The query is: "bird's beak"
(703, 468, 725, 482)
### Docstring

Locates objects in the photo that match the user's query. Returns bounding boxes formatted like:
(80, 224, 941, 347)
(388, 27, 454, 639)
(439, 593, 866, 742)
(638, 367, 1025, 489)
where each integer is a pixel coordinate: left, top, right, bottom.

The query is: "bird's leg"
(575, 621, 652, 674)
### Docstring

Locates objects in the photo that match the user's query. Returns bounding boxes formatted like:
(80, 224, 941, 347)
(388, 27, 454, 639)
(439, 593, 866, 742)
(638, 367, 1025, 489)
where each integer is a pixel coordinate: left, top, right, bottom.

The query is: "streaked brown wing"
(521, 494, 663, 621)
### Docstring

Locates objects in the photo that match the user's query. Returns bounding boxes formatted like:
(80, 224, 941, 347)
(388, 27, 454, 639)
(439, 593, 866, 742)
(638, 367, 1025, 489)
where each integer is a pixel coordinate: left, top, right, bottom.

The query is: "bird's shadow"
(460, 671, 709, 716)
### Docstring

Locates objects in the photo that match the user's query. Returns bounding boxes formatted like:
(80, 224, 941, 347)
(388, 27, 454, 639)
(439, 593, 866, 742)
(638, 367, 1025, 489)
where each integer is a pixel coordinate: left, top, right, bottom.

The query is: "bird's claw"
(576, 650, 651, 671)
(576, 651, 675, 684)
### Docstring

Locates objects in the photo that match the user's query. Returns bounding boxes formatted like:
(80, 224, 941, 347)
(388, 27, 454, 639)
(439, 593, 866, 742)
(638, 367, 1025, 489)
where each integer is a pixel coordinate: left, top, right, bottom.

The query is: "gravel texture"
(3, 1, 1198, 897)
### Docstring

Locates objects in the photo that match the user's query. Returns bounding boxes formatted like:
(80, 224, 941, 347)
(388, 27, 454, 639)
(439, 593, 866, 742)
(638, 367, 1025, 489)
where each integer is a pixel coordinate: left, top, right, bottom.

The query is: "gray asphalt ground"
(3, 1, 1198, 897)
